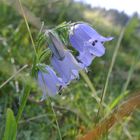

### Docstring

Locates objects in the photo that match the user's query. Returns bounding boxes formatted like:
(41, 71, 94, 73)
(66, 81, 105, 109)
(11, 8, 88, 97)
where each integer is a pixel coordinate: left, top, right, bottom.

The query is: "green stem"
(16, 86, 31, 123)
(48, 98, 62, 140)
(17, 0, 37, 56)
(41, 71, 62, 140)
(97, 28, 125, 118)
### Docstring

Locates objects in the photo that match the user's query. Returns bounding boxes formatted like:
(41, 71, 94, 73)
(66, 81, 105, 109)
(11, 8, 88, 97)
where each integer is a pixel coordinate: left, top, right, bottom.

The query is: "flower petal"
(38, 66, 65, 100)
(51, 50, 83, 83)
(77, 50, 96, 67)
(87, 41, 105, 57)
(75, 23, 100, 39)
(69, 23, 113, 53)
(99, 36, 114, 42)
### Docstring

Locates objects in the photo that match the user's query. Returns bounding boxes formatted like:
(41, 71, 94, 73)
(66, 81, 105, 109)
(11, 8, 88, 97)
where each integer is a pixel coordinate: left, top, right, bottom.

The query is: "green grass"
(0, 0, 140, 140)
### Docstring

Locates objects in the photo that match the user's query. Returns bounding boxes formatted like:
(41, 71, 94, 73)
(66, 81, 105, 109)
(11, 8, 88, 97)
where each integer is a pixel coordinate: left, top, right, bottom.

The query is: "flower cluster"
(37, 23, 113, 100)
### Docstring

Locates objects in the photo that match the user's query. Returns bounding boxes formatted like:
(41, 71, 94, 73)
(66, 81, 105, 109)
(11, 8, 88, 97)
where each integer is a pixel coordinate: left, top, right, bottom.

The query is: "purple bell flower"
(38, 66, 65, 100)
(51, 50, 83, 83)
(69, 23, 113, 66)
(47, 31, 83, 83)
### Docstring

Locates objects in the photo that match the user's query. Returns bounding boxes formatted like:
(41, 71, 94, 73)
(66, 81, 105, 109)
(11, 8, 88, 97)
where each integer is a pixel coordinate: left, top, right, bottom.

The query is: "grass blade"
(97, 28, 125, 116)
(16, 86, 31, 123)
(0, 64, 28, 89)
(3, 109, 17, 140)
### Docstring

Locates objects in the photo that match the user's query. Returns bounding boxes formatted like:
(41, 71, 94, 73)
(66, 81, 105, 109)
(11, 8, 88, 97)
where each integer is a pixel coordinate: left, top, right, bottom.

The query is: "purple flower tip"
(38, 66, 65, 100)
(47, 31, 65, 60)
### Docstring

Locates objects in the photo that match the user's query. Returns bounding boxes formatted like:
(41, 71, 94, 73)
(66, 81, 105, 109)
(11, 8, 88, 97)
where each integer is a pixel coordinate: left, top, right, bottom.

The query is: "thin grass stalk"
(122, 57, 138, 93)
(16, 86, 31, 123)
(49, 100, 62, 140)
(80, 71, 101, 105)
(0, 64, 28, 89)
(17, 0, 37, 56)
(109, 54, 139, 110)
(80, 71, 96, 93)
(97, 28, 125, 117)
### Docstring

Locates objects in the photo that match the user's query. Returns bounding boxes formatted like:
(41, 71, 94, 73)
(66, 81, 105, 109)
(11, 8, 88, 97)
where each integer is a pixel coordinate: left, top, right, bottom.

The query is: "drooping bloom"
(51, 50, 83, 83)
(69, 23, 113, 67)
(47, 31, 83, 83)
(38, 65, 65, 100)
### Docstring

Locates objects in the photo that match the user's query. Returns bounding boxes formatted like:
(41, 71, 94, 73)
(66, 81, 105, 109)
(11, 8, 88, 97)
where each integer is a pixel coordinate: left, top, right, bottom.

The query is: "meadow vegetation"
(0, 0, 140, 139)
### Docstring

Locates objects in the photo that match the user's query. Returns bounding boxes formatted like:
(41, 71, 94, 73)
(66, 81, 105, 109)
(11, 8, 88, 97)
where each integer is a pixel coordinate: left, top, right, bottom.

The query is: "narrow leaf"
(3, 108, 17, 140)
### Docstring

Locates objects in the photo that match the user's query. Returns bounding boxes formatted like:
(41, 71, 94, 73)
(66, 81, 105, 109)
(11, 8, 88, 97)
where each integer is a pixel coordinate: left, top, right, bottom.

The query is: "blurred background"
(0, 0, 140, 139)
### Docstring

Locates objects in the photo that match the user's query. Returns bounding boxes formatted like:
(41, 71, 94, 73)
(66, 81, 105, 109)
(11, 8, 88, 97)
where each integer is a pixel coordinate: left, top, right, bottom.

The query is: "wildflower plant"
(2, 1, 140, 140)
(31, 22, 113, 100)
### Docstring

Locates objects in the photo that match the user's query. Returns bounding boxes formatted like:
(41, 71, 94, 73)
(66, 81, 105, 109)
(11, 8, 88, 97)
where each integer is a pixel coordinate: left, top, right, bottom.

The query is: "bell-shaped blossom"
(38, 66, 65, 100)
(77, 49, 96, 67)
(47, 31, 83, 83)
(69, 23, 113, 66)
(51, 50, 83, 83)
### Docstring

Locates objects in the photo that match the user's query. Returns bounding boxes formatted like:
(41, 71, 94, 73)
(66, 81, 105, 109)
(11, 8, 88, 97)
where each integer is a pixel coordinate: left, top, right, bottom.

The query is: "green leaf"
(3, 108, 17, 140)
(16, 85, 31, 123)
